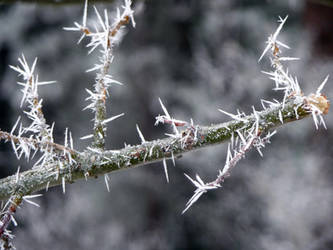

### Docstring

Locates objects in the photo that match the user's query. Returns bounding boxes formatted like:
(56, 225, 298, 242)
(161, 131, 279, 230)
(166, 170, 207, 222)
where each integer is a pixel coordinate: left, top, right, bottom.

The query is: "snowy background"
(0, 0, 332, 249)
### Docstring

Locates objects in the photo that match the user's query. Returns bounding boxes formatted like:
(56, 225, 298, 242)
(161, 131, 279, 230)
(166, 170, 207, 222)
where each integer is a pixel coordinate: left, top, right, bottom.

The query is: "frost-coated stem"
(0, 98, 312, 200)
(0, 195, 22, 237)
(92, 11, 131, 149)
(64, 1, 134, 149)
(212, 131, 260, 185)
(92, 62, 108, 149)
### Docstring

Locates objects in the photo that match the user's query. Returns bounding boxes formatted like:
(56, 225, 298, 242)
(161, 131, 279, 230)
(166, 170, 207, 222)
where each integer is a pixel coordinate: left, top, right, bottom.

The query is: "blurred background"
(0, 0, 332, 249)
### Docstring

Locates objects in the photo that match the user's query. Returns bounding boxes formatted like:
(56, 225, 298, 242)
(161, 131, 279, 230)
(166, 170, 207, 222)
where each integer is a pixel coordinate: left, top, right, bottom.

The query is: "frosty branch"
(0, 96, 317, 200)
(0, 0, 330, 245)
(181, 15, 329, 212)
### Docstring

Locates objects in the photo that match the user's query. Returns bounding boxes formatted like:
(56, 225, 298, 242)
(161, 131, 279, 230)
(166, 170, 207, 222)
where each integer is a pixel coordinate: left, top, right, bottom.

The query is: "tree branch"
(0, 97, 311, 200)
(0, 0, 143, 5)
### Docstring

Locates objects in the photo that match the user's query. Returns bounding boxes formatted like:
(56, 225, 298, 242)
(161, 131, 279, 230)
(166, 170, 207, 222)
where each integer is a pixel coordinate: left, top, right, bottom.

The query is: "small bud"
(307, 94, 330, 115)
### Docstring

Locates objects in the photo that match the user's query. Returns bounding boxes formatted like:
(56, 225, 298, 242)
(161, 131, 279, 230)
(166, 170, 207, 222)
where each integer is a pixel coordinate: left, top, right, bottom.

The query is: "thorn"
(104, 174, 110, 192)
(101, 113, 125, 125)
(158, 98, 171, 118)
(23, 194, 42, 207)
(316, 75, 329, 95)
(136, 124, 146, 143)
(163, 158, 169, 183)
(80, 134, 94, 140)
(69, 131, 74, 149)
(149, 145, 155, 157)
(64, 128, 68, 148)
(171, 151, 176, 167)
(218, 109, 248, 122)
(15, 166, 20, 184)
(62, 177, 66, 194)
(46, 181, 50, 192)
(278, 110, 283, 124)
(11, 116, 21, 135)
(83, 0, 88, 27)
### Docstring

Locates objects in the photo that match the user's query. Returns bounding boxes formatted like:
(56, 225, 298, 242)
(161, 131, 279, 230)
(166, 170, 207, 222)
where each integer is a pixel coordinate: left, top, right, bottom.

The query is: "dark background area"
(0, 0, 332, 249)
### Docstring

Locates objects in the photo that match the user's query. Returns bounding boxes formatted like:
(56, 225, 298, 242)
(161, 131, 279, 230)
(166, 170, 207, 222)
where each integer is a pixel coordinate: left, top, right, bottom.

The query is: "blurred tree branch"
(0, 0, 144, 5)
(309, 0, 333, 8)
